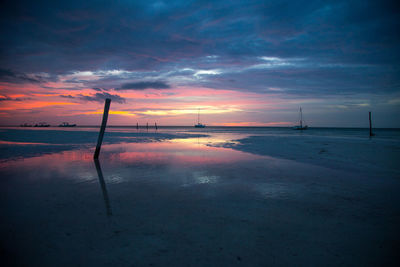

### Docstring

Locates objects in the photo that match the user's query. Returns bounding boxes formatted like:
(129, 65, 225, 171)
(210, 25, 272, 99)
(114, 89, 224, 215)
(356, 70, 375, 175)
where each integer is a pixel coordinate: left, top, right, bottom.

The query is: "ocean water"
(3, 125, 400, 138)
(0, 126, 399, 266)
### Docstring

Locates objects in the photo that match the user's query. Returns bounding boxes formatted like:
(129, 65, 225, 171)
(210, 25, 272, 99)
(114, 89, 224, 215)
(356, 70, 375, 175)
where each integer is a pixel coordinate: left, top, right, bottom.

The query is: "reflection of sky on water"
(0, 134, 263, 185)
(0, 132, 300, 207)
(0, 130, 321, 205)
(184, 171, 220, 187)
(105, 139, 260, 166)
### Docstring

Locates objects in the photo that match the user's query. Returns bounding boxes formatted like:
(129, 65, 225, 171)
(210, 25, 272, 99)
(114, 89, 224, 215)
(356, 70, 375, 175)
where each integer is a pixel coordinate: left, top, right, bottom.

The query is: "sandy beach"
(0, 127, 399, 266)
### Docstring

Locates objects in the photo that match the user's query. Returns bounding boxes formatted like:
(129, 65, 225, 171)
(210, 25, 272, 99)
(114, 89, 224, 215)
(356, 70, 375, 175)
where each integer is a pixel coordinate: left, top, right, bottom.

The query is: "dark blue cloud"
(60, 92, 125, 104)
(59, 94, 75, 99)
(117, 81, 170, 90)
(0, 68, 45, 83)
(78, 92, 126, 104)
(0, 94, 32, 101)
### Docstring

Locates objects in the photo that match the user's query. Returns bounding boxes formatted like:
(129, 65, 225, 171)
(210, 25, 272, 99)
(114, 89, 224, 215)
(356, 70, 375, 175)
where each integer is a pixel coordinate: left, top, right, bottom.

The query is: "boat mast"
(198, 108, 200, 124)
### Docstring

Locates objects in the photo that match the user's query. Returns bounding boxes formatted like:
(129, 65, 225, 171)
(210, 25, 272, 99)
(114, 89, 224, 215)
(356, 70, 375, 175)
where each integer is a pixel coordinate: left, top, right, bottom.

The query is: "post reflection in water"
(94, 159, 112, 216)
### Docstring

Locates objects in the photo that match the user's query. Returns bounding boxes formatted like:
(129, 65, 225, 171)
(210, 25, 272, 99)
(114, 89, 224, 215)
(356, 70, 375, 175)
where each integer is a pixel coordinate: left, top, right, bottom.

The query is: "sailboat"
(59, 122, 76, 127)
(293, 107, 308, 130)
(194, 108, 206, 128)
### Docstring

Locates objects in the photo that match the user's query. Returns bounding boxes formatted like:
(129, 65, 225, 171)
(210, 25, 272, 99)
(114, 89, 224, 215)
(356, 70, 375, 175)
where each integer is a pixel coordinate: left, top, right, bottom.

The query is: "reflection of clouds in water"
(253, 183, 290, 199)
(107, 174, 125, 184)
(168, 136, 242, 147)
(0, 130, 263, 185)
(182, 171, 219, 187)
(103, 138, 263, 166)
(76, 172, 97, 183)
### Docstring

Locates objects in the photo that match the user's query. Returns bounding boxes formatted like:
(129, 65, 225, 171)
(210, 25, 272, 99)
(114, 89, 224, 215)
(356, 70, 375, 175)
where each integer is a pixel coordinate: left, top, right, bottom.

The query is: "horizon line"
(1, 125, 399, 129)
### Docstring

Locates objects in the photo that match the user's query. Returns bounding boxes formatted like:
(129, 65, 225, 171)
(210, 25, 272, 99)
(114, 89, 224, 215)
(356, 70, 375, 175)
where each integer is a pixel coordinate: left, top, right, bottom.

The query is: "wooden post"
(369, 111, 374, 137)
(136, 122, 139, 130)
(94, 98, 111, 159)
(155, 122, 158, 130)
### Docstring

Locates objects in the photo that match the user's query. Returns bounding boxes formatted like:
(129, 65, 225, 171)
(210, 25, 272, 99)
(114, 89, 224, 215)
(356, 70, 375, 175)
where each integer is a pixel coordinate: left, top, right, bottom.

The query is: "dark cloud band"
(61, 92, 126, 104)
(117, 81, 170, 90)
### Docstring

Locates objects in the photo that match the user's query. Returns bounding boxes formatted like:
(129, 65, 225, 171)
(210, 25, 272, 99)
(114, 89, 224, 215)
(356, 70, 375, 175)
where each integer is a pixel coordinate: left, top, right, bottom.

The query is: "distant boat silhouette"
(34, 122, 50, 127)
(20, 123, 33, 127)
(59, 122, 76, 127)
(293, 107, 308, 130)
(194, 108, 205, 128)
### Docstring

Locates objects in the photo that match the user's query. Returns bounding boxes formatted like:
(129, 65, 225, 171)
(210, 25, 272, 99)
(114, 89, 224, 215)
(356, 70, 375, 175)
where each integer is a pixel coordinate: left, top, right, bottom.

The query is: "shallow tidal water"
(0, 127, 399, 266)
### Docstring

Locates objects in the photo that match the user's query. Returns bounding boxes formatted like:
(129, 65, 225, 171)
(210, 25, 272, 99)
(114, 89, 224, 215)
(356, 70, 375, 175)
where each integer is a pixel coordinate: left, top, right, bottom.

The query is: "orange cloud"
(216, 121, 292, 126)
(78, 110, 137, 117)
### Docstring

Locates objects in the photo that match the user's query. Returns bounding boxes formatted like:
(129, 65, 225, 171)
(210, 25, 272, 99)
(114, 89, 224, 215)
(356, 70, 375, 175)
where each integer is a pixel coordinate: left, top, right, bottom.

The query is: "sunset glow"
(0, 0, 399, 127)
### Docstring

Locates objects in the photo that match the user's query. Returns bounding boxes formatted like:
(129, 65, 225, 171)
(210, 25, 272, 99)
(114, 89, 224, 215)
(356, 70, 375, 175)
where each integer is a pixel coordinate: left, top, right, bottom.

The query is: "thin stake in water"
(369, 111, 375, 137)
(94, 98, 111, 159)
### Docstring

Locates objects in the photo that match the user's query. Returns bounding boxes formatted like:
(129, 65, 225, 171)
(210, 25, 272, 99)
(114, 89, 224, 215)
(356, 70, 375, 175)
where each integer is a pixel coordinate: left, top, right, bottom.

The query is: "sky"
(0, 0, 399, 127)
